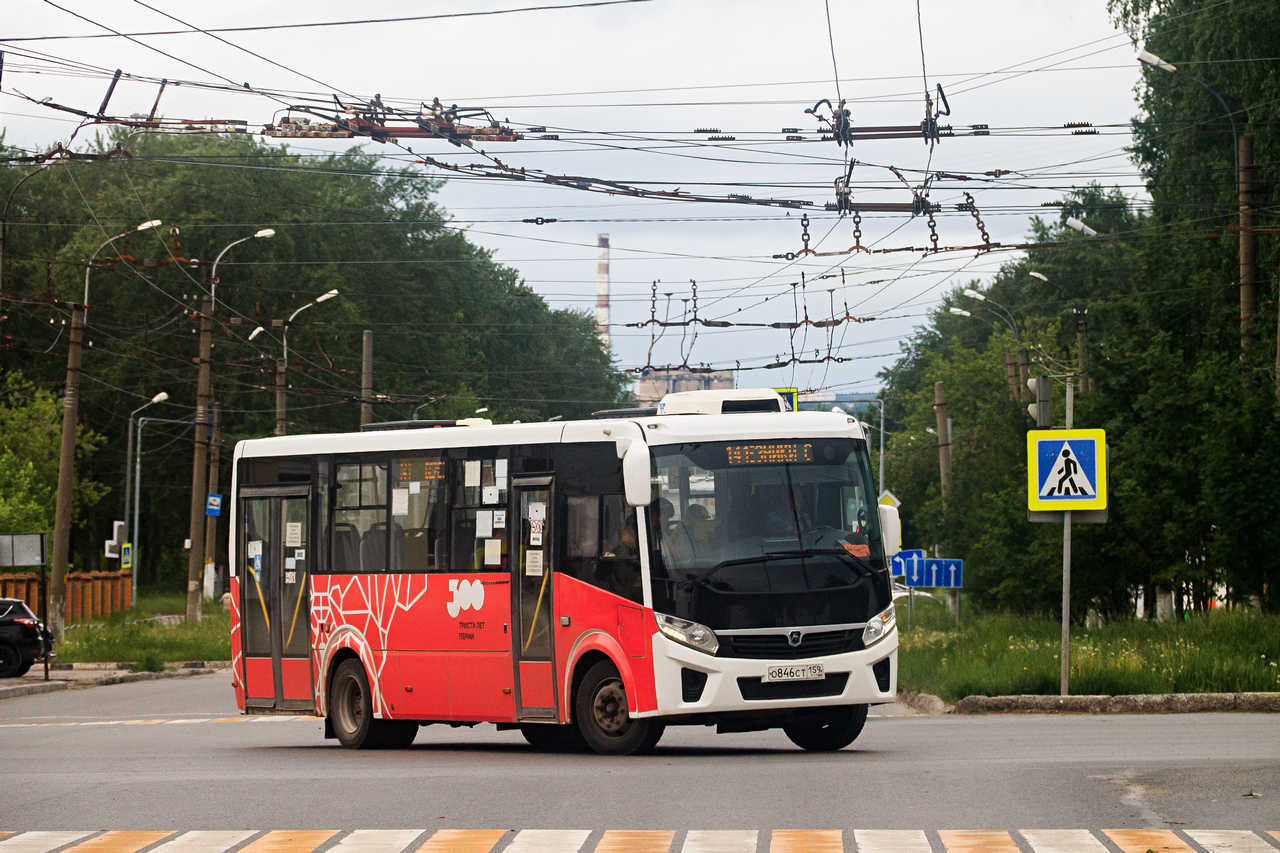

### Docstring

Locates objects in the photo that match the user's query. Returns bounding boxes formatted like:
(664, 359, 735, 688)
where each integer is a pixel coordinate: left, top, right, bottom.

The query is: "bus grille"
(721, 629, 862, 659)
(736, 672, 849, 701)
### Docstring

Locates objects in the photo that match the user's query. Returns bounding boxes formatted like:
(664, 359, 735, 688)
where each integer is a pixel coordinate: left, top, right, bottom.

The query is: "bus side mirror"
(878, 504, 901, 558)
(621, 440, 651, 508)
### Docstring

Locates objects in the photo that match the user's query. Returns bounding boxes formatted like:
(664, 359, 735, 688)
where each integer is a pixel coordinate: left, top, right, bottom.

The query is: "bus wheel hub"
(593, 681, 629, 734)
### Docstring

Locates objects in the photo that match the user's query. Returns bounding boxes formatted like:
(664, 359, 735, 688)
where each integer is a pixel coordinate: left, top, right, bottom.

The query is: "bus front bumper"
(645, 627, 898, 718)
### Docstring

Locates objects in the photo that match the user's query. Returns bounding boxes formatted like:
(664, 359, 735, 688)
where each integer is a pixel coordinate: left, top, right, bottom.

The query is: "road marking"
(238, 832, 338, 853)
(1020, 830, 1110, 853)
(852, 830, 930, 853)
(593, 832, 675, 853)
(163, 719, 211, 725)
(65, 833, 174, 853)
(0, 832, 95, 853)
(503, 831, 591, 853)
(147, 833, 258, 853)
(1185, 830, 1280, 853)
(326, 831, 425, 853)
(937, 831, 1018, 853)
(1104, 830, 1195, 853)
(679, 831, 756, 853)
(418, 831, 507, 853)
(768, 831, 841, 853)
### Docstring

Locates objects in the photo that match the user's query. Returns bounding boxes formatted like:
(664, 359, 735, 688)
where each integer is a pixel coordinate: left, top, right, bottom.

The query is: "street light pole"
(950, 307, 1019, 401)
(1, 156, 63, 294)
(124, 392, 168, 606)
(210, 228, 275, 313)
(83, 220, 162, 309)
(134, 416, 192, 590)
(249, 289, 338, 437)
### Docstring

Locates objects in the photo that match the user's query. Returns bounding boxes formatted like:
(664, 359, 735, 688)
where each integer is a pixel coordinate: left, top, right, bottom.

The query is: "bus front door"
(512, 477, 557, 720)
(239, 486, 314, 712)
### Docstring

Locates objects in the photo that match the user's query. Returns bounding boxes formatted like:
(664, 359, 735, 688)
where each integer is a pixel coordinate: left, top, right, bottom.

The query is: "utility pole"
(361, 329, 373, 426)
(1016, 347, 1031, 401)
(1238, 134, 1256, 355)
(275, 358, 286, 436)
(1076, 311, 1091, 394)
(1061, 375, 1074, 696)
(49, 304, 84, 641)
(1004, 351, 1020, 401)
(202, 402, 221, 599)
(185, 295, 212, 625)
(934, 382, 951, 498)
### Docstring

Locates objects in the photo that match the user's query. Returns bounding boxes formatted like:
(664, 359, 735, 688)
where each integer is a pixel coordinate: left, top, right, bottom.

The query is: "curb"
(896, 688, 953, 715)
(94, 668, 217, 686)
(0, 681, 73, 701)
(954, 692, 1280, 714)
(49, 661, 232, 671)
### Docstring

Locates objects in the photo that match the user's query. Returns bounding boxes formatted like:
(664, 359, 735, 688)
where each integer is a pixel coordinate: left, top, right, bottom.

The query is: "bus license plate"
(764, 663, 824, 683)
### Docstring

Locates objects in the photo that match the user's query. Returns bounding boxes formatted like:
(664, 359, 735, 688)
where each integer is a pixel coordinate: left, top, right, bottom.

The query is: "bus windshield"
(648, 438, 891, 630)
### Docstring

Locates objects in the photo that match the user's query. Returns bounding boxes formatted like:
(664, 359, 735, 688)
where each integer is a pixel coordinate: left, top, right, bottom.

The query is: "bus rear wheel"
(329, 658, 416, 749)
(783, 704, 868, 751)
(575, 660, 664, 756)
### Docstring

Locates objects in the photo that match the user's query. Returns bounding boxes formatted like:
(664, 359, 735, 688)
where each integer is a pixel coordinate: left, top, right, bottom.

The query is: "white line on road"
(1020, 830, 1111, 853)
(326, 830, 426, 853)
(679, 831, 757, 853)
(503, 830, 592, 853)
(852, 830, 931, 853)
(0, 833, 94, 853)
(146, 832, 257, 853)
(1185, 830, 1280, 853)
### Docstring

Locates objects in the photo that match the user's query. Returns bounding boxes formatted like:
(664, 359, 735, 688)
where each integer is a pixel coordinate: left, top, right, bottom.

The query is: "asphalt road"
(2, 673, 1277, 834)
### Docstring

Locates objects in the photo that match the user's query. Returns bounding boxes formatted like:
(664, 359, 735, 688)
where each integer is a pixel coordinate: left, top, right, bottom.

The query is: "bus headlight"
(862, 603, 896, 647)
(655, 613, 719, 655)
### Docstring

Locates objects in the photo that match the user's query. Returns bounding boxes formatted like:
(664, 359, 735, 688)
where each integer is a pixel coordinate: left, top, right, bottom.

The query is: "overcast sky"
(2, 0, 1148, 395)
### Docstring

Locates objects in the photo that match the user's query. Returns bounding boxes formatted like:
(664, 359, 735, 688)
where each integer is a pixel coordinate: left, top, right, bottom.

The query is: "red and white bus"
(228, 389, 900, 754)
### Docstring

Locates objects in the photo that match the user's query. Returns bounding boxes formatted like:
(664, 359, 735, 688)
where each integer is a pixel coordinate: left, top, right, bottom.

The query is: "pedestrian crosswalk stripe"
(1185, 830, 1280, 853)
(852, 830, 931, 853)
(66, 833, 174, 853)
(147, 833, 256, 853)
(592, 832, 674, 853)
(239, 832, 338, 853)
(327, 831, 427, 853)
(503, 831, 591, 853)
(418, 831, 506, 853)
(1104, 829, 1197, 853)
(1020, 829, 1111, 853)
(0, 832, 95, 853)
(937, 830, 1019, 853)
(767, 831, 841, 853)
(678, 831, 756, 853)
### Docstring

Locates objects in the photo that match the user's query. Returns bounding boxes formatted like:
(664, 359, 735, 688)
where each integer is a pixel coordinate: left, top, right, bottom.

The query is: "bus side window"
(333, 462, 388, 573)
(562, 493, 641, 604)
(392, 454, 447, 572)
(449, 456, 508, 572)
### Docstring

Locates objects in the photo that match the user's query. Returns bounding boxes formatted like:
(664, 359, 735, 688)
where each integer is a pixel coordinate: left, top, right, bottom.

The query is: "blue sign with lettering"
(891, 548, 926, 579)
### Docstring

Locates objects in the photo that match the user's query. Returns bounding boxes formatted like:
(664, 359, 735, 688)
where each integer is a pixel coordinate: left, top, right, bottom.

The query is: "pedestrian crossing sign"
(1027, 429, 1106, 511)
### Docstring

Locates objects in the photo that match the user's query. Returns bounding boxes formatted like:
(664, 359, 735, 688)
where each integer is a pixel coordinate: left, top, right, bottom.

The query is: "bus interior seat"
(403, 527, 436, 571)
(332, 522, 360, 574)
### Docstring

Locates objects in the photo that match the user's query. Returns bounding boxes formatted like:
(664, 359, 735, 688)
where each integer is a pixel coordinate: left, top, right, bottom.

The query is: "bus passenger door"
(512, 477, 557, 720)
(239, 485, 314, 712)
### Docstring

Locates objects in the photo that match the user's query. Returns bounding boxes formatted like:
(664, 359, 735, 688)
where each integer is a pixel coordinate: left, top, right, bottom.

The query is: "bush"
(131, 650, 166, 673)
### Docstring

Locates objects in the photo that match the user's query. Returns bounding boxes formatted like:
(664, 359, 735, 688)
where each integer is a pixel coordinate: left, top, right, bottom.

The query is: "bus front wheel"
(575, 660, 664, 756)
(329, 658, 417, 749)
(783, 704, 868, 751)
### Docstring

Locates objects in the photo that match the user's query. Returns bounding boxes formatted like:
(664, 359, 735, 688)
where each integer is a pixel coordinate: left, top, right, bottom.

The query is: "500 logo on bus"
(447, 578, 485, 618)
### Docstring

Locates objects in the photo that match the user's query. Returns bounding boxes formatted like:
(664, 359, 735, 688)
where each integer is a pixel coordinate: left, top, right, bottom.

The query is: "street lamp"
(950, 307, 1018, 401)
(249, 289, 339, 436)
(210, 228, 275, 312)
(124, 391, 168, 606)
(962, 288, 1019, 340)
(1137, 49, 1238, 176)
(1065, 217, 1097, 238)
(1027, 272, 1091, 393)
(83, 219, 162, 307)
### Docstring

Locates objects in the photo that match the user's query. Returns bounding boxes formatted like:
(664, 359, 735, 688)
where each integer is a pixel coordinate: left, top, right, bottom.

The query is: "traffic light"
(1027, 376, 1052, 427)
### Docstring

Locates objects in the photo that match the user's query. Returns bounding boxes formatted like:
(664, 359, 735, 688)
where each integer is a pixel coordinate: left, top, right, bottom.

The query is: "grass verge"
(897, 595, 1280, 703)
(55, 593, 230, 664)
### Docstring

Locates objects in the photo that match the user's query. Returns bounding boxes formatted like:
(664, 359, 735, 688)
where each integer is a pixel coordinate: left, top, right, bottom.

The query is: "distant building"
(633, 368, 735, 405)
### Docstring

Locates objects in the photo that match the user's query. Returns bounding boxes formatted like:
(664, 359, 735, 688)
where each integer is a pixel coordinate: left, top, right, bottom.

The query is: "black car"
(0, 598, 54, 678)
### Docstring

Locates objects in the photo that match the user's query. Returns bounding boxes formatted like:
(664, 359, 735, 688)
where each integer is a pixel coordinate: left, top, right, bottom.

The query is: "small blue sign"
(923, 558, 963, 588)
(206, 494, 222, 516)
(121, 543, 133, 571)
(252, 553, 262, 581)
(891, 548, 926, 579)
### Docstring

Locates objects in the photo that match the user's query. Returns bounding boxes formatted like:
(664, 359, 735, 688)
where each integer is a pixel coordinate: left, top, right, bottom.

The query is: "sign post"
(1027, 379, 1107, 696)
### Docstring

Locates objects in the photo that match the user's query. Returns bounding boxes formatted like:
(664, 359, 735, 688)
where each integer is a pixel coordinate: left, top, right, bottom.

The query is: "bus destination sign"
(726, 442, 814, 465)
